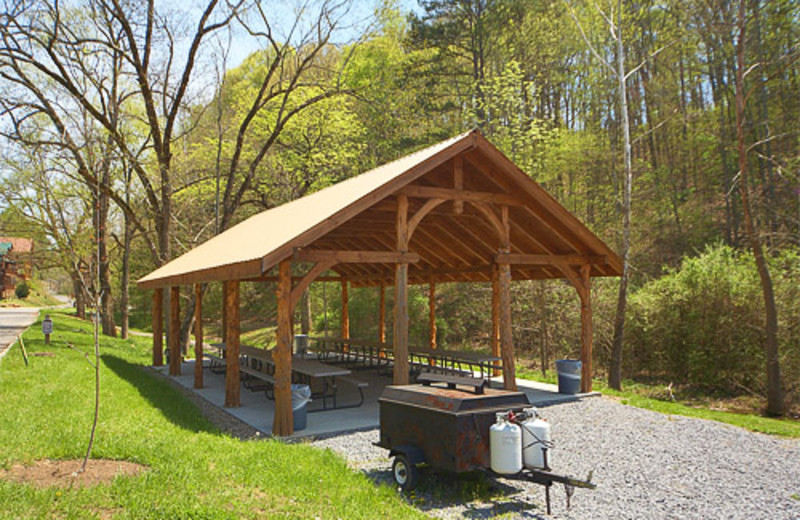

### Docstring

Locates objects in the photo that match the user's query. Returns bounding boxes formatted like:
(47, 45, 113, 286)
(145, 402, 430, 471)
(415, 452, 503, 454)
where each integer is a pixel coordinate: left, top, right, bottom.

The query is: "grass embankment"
(0, 311, 422, 519)
(0, 282, 61, 308)
(517, 367, 800, 438)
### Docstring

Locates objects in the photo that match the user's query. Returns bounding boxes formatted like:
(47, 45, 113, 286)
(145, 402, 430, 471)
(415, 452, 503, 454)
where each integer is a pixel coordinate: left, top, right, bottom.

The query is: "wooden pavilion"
(138, 130, 622, 436)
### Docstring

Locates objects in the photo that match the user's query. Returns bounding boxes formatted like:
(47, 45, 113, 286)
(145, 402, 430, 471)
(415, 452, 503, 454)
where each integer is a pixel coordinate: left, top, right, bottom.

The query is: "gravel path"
(311, 397, 800, 519)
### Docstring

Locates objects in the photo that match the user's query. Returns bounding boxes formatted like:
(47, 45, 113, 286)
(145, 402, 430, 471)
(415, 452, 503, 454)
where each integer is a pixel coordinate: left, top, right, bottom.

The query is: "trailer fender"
(389, 444, 427, 465)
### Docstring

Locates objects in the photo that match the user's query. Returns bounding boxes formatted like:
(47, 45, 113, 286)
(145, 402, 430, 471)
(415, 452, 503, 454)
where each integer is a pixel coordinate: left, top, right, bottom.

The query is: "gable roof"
(138, 130, 621, 289)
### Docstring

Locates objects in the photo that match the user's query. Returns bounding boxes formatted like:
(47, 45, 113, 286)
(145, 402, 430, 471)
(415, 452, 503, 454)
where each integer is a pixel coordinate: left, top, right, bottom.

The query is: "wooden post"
(499, 263, 516, 390)
(378, 280, 386, 356)
(221, 285, 227, 343)
(555, 262, 594, 393)
(224, 280, 240, 407)
(498, 205, 516, 390)
(194, 284, 204, 389)
(393, 194, 410, 385)
(579, 264, 593, 393)
(341, 279, 350, 340)
(491, 265, 501, 377)
(152, 288, 163, 366)
(428, 279, 437, 350)
(273, 260, 294, 436)
(169, 286, 181, 376)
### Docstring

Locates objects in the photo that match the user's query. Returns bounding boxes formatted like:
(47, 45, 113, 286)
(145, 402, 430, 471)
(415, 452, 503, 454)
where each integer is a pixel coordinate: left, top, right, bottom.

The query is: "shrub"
(627, 243, 800, 400)
(15, 281, 30, 299)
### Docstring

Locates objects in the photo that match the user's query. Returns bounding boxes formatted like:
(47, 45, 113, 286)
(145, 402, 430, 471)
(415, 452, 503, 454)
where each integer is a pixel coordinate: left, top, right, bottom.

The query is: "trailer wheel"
(392, 454, 418, 491)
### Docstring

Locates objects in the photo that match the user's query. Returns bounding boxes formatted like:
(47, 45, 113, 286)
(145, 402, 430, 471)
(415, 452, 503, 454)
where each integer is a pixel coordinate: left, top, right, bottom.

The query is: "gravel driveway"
(311, 397, 800, 519)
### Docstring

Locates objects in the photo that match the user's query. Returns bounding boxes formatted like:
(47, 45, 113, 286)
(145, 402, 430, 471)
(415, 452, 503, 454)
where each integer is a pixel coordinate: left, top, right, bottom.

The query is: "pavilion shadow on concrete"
(137, 129, 622, 436)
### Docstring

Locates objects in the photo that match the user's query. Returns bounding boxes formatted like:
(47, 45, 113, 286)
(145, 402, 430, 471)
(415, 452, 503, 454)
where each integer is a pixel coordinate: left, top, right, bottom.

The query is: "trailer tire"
(392, 454, 418, 491)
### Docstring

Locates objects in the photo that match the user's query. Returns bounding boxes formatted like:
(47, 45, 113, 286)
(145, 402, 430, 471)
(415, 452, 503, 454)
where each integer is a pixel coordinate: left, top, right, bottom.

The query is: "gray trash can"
(291, 384, 311, 430)
(555, 359, 582, 395)
(294, 334, 309, 357)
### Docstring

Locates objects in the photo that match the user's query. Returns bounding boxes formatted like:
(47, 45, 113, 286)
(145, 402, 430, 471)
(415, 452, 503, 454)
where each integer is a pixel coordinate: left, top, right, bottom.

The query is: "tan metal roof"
(138, 130, 621, 289)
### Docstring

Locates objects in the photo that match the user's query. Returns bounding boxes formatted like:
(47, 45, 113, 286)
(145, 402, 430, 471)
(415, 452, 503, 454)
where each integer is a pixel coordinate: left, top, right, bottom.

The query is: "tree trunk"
(119, 190, 132, 339)
(73, 275, 86, 320)
(734, 0, 782, 416)
(609, 0, 633, 391)
(96, 169, 116, 337)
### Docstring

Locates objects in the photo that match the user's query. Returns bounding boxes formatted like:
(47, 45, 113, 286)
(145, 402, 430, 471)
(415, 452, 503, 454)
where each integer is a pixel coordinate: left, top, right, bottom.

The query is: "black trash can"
(291, 384, 311, 430)
(555, 359, 582, 395)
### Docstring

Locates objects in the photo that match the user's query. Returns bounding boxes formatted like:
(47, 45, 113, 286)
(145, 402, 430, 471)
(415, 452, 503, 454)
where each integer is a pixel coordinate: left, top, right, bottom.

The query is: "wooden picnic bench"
(417, 372, 488, 394)
(203, 343, 227, 374)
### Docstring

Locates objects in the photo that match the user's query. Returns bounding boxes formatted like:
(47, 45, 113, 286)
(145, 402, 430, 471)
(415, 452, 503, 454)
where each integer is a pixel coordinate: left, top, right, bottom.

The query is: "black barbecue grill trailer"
(375, 380, 596, 515)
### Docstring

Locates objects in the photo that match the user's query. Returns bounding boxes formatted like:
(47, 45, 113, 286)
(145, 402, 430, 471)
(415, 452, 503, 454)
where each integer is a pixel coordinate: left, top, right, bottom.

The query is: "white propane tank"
(521, 407, 552, 470)
(490, 412, 523, 475)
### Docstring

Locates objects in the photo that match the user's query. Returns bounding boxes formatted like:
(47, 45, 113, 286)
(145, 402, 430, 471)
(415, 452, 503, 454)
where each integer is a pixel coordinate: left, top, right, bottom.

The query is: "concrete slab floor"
(156, 360, 598, 439)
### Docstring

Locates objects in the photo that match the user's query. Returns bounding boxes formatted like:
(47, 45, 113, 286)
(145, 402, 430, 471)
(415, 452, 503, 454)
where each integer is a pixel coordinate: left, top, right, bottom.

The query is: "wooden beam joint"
(399, 185, 524, 206)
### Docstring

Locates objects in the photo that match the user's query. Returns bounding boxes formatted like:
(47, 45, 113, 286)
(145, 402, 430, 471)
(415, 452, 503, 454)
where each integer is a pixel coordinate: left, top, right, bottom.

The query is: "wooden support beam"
(491, 265, 501, 377)
(152, 288, 163, 366)
(194, 284, 203, 389)
(393, 194, 410, 385)
(498, 207, 516, 390)
(243, 275, 343, 283)
(470, 201, 506, 239)
(295, 249, 419, 264)
(224, 280, 240, 408)
(378, 280, 386, 344)
(498, 263, 515, 391)
(169, 286, 181, 376)
(579, 264, 593, 393)
(399, 185, 524, 206)
(221, 286, 227, 346)
(553, 262, 593, 393)
(408, 198, 446, 239)
(453, 156, 464, 214)
(341, 279, 350, 340)
(273, 260, 294, 436)
(496, 253, 607, 266)
(428, 279, 437, 351)
(290, 260, 335, 309)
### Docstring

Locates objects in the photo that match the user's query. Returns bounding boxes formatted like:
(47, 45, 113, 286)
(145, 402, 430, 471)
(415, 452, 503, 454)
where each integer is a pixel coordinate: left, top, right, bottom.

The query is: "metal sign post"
(42, 314, 53, 345)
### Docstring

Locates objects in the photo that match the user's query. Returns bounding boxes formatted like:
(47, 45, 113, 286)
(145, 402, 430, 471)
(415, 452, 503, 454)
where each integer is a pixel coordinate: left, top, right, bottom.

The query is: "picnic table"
(227, 343, 367, 411)
(310, 337, 501, 385)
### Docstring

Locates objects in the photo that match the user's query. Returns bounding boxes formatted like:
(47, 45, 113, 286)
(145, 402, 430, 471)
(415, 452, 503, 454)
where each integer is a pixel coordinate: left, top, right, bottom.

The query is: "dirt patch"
(1, 459, 146, 488)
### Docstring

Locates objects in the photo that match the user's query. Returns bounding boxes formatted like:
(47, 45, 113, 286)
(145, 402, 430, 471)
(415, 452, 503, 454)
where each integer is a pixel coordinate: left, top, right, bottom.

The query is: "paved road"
(0, 307, 40, 361)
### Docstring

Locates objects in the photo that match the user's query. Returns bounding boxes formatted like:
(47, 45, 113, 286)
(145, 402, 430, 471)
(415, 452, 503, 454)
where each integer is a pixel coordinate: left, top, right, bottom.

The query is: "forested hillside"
(1, 0, 797, 412)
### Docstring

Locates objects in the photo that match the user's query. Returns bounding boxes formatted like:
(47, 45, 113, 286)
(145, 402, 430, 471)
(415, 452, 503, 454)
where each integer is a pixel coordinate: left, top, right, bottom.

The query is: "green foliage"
(627, 244, 800, 399)
(0, 312, 422, 519)
(14, 282, 29, 299)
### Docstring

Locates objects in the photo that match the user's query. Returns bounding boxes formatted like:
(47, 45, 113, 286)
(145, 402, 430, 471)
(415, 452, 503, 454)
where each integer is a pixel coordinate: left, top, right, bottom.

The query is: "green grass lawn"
(0, 311, 423, 519)
(517, 367, 800, 438)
